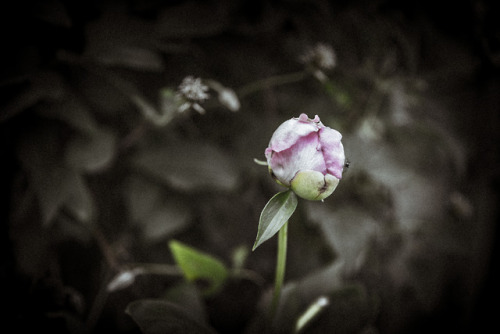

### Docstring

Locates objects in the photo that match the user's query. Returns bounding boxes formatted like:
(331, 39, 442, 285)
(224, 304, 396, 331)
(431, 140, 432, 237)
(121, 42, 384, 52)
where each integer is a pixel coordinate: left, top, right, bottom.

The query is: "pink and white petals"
(265, 113, 345, 201)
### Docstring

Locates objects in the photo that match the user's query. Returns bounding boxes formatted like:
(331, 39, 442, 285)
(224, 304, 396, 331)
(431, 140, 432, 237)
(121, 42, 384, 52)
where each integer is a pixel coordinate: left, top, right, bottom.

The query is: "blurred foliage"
(2, 0, 500, 333)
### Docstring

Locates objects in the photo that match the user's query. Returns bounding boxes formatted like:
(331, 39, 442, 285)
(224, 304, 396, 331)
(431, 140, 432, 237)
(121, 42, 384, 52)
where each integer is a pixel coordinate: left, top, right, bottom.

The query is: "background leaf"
(132, 140, 239, 192)
(17, 125, 94, 225)
(253, 190, 298, 251)
(124, 176, 193, 243)
(64, 127, 116, 172)
(3, 1, 499, 333)
(126, 299, 217, 334)
(169, 240, 229, 296)
(164, 282, 208, 325)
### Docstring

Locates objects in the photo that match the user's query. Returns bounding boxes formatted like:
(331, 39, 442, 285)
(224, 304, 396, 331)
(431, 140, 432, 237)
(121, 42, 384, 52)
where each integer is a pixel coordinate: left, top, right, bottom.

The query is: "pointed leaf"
(253, 190, 297, 251)
(169, 240, 228, 296)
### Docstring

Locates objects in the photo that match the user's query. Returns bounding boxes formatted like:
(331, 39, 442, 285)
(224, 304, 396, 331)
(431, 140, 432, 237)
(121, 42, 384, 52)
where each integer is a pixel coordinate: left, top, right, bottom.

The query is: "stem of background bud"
(237, 71, 308, 98)
(271, 220, 288, 322)
(129, 263, 182, 276)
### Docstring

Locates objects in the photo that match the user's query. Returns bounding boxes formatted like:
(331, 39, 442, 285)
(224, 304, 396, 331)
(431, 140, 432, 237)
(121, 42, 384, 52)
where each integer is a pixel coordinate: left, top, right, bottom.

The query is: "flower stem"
(237, 71, 308, 98)
(271, 220, 288, 321)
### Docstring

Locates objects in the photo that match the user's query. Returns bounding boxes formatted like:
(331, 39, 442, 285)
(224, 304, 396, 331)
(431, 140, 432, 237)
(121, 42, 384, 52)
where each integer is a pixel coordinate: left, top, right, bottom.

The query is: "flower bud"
(176, 76, 210, 114)
(265, 114, 345, 201)
(218, 88, 240, 112)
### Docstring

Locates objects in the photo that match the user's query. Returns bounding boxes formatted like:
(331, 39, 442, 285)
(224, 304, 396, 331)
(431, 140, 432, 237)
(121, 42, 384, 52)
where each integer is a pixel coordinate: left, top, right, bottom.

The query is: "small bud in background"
(204, 79, 241, 112)
(265, 113, 345, 201)
(301, 43, 337, 71)
(217, 88, 240, 112)
(177, 76, 209, 101)
(301, 43, 337, 83)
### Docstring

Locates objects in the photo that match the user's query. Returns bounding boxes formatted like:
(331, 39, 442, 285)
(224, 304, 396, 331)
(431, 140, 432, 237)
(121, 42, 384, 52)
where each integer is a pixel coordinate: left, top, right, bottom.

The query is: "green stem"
(271, 221, 288, 321)
(130, 263, 183, 276)
(237, 71, 308, 98)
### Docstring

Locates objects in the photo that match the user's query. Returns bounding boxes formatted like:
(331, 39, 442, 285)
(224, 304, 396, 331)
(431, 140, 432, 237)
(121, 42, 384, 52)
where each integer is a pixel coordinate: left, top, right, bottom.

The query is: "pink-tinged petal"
(311, 115, 321, 123)
(318, 127, 345, 179)
(268, 117, 319, 153)
(264, 114, 345, 200)
(265, 147, 273, 163)
(297, 113, 310, 122)
(269, 132, 325, 185)
(298, 113, 321, 125)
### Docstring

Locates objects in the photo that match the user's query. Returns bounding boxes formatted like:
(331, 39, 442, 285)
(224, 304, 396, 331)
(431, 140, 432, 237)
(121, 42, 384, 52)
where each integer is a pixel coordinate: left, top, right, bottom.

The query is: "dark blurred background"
(1, 0, 499, 333)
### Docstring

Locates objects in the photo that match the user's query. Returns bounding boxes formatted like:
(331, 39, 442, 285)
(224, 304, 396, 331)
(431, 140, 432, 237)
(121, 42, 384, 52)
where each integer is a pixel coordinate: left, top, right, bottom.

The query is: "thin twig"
(237, 71, 308, 98)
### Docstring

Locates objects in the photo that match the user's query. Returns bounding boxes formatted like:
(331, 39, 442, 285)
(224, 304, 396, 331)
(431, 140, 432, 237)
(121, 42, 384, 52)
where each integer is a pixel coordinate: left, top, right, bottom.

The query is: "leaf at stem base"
(253, 190, 297, 251)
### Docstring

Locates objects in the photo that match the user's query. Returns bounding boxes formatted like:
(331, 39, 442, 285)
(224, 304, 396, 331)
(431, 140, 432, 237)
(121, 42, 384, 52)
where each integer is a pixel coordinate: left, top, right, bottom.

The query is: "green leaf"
(169, 240, 228, 296)
(253, 190, 298, 251)
(126, 299, 217, 334)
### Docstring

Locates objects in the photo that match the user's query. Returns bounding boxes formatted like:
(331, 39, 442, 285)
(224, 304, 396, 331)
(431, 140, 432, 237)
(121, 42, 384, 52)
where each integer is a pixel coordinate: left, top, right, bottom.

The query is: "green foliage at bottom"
(169, 240, 229, 296)
(126, 299, 217, 334)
